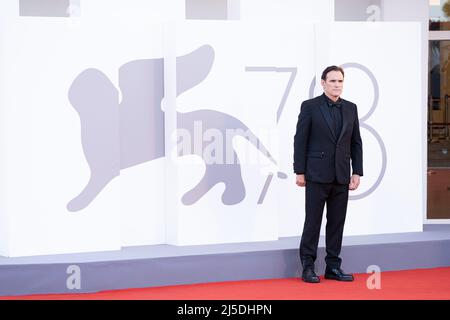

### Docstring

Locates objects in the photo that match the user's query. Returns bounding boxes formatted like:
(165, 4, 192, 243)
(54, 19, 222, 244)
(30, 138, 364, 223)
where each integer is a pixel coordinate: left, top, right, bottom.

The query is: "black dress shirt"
(325, 95, 343, 139)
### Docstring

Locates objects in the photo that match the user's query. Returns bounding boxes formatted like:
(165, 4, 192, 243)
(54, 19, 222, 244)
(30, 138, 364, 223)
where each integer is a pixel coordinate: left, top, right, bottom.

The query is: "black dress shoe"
(302, 268, 320, 283)
(324, 267, 354, 281)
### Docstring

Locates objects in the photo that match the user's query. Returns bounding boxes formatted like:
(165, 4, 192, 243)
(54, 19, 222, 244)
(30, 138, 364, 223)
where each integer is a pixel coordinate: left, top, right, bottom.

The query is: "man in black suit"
(293, 65, 363, 283)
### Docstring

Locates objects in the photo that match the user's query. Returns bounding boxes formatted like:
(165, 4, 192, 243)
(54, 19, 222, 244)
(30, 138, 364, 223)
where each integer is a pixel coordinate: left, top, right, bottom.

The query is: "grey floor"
(1, 224, 448, 265)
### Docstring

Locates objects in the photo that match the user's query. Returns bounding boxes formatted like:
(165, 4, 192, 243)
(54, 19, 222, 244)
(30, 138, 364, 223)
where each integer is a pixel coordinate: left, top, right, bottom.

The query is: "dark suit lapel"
(337, 101, 351, 143)
(319, 98, 337, 141)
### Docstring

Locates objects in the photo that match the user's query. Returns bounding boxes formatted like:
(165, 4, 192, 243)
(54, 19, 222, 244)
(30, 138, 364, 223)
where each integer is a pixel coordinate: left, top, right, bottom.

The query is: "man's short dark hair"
(321, 65, 345, 81)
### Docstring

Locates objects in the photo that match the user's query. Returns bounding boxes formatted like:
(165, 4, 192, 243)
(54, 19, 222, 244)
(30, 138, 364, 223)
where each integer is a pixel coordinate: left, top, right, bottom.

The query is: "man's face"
(321, 70, 344, 99)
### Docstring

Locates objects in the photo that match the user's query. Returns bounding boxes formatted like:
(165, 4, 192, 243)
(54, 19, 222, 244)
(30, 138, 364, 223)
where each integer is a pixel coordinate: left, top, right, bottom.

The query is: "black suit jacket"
(293, 94, 363, 184)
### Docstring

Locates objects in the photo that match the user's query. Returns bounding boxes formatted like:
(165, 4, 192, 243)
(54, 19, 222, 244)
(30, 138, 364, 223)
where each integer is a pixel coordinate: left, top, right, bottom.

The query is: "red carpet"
(2, 267, 450, 300)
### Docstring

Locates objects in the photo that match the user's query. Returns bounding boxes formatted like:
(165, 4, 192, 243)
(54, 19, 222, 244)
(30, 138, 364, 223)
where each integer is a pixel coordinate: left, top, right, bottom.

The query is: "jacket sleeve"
(350, 104, 363, 176)
(293, 101, 311, 174)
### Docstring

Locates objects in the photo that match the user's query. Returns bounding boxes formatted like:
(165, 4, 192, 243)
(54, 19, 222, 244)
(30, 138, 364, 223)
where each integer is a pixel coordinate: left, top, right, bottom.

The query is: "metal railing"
(428, 95, 450, 141)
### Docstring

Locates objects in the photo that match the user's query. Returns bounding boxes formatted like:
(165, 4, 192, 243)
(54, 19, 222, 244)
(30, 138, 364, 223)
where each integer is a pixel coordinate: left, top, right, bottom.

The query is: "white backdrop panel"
(278, 22, 422, 237)
(0, 0, 184, 256)
(169, 21, 316, 245)
(317, 22, 423, 236)
(0, 4, 423, 256)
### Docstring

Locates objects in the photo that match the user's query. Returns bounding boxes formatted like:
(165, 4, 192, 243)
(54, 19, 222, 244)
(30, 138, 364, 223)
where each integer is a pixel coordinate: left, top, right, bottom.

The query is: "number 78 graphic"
(246, 63, 386, 203)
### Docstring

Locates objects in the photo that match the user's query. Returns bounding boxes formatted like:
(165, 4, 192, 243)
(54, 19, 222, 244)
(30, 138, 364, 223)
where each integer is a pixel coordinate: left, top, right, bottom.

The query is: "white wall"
(186, 0, 227, 19)
(240, 0, 333, 22)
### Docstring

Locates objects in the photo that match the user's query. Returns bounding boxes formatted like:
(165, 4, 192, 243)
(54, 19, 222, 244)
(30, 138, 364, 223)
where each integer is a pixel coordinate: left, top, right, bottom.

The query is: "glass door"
(428, 38, 450, 219)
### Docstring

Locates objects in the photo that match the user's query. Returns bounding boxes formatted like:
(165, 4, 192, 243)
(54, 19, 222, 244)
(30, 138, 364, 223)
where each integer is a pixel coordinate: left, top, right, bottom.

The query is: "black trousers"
(299, 180, 349, 270)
